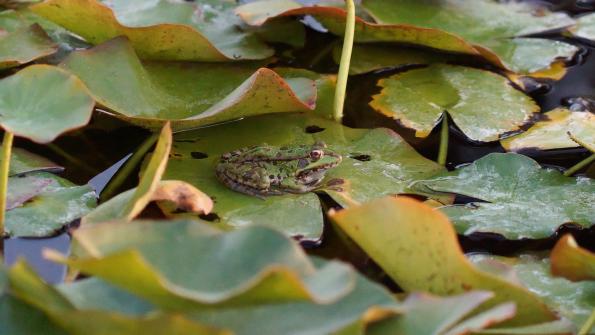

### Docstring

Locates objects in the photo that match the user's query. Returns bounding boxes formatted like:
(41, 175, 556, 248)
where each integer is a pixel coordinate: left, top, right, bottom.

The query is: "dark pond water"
(4, 0, 595, 282)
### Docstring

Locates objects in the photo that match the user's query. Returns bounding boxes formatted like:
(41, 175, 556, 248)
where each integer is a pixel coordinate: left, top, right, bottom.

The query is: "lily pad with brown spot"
(370, 64, 538, 142)
(161, 113, 445, 241)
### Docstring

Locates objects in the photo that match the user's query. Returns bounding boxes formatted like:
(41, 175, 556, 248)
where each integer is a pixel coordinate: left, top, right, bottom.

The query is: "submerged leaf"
(31, 0, 273, 61)
(550, 234, 595, 282)
(370, 64, 538, 142)
(59, 38, 316, 130)
(0, 64, 94, 143)
(0, 24, 57, 70)
(330, 197, 557, 327)
(162, 113, 444, 240)
(5, 172, 96, 237)
(413, 153, 595, 239)
(501, 108, 595, 152)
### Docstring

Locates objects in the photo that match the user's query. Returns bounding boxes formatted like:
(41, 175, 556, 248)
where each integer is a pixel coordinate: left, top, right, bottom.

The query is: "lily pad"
(0, 64, 94, 143)
(5, 147, 62, 176)
(370, 64, 538, 142)
(236, 0, 577, 75)
(501, 108, 595, 152)
(59, 37, 317, 131)
(162, 113, 445, 240)
(469, 254, 595, 330)
(329, 196, 558, 327)
(5, 172, 97, 237)
(31, 0, 273, 61)
(0, 24, 57, 70)
(574, 13, 595, 41)
(550, 234, 595, 282)
(49, 219, 359, 309)
(368, 291, 516, 335)
(413, 153, 595, 239)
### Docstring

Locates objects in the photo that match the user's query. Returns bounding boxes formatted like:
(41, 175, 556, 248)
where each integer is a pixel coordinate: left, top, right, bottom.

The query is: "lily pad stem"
(437, 115, 449, 166)
(579, 308, 595, 335)
(333, 0, 355, 122)
(100, 131, 159, 202)
(563, 153, 595, 177)
(0, 131, 13, 238)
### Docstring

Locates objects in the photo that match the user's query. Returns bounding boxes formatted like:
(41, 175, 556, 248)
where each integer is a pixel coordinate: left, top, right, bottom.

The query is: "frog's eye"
(309, 149, 323, 160)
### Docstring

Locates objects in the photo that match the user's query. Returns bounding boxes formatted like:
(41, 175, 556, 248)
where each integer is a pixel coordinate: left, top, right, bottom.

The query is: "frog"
(215, 141, 342, 198)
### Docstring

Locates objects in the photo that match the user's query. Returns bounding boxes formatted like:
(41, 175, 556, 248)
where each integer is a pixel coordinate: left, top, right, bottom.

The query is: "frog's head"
(295, 142, 342, 185)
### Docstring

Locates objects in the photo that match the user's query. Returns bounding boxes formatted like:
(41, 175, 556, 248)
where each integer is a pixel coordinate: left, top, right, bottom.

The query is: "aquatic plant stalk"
(437, 115, 449, 166)
(100, 132, 159, 201)
(0, 131, 13, 237)
(333, 0, 355, 122)
(563, 153, 595, 177)
(579, 308, 595, 335)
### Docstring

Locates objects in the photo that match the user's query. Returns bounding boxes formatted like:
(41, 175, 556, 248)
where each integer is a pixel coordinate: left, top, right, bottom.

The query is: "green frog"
(216, 142, 342, 198)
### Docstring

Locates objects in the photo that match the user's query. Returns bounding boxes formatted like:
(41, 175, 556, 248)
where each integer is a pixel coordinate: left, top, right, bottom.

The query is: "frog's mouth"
(296, 155, 342, 180)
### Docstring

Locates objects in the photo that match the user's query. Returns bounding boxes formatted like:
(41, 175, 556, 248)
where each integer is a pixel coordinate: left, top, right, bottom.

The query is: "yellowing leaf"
(551, 235, 595, 282)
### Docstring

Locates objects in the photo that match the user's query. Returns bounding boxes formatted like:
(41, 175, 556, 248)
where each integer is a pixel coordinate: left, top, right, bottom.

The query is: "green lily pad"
(5, 172, 97, 237)
(7, 261, 229, 335)
(501, 108, 595, 152)
(59, 37, 316, 131)
(330, 196, 558, 327)
(574, 13, 595, 41)
(469, 254, 595, 330)
(368, 291, 515, 335)
(236, 0, 577, 75)
(551, 234, 595, 282)
(6, 147, 62, 176)
(162, 112, 444, 240)
(31, 0, 273, 61)
(0, 24, 57, 70)
(0, 64, 94, 143)
(51, 219, 357, 309)
(413, 153, 595, 239)
(370, 64, 538, 142)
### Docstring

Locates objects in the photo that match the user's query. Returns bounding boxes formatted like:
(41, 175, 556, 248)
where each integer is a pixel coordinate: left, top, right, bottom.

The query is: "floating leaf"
(330, 196, 557, 326)
(237, 0, 577, 75)
(551, 234, 595, 282)
(162, 113, 444, 240)
(368, 291, 515, 335)
(370, 64, 538, 142)
(413, 153, 595, 239)
(31, 0, 273, 61)
(5, 147, 62, 176)
(469, 254, 595, 330)
(0, 24, 57, 70)
(501, 108, 595, 152)
(574, 13, 595, 41)
(59, 37, 316, 130)
(48, 219, 357, 309)
(0, 64, 94, 143)
(5, 172, 96, 237)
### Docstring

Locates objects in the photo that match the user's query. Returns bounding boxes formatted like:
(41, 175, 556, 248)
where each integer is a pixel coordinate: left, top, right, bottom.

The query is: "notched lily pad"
(501, 108, 595, 152)
(370, 64, 538, 142)
(162, 113, 445, 240)
(31, 0, 273, 61)
(0, 24, 57, 70)
(59, 37, 317, 131)
(469, 254, 595, 330)
(5, 172, 97, 237)
(413, 153, 595, 240)
(0, 64, 94, 143)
